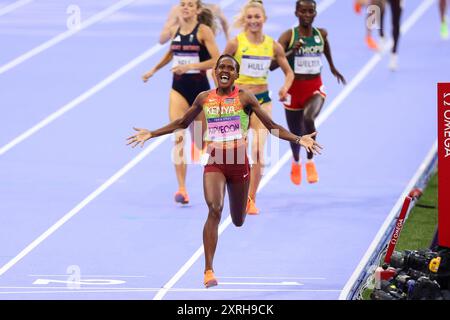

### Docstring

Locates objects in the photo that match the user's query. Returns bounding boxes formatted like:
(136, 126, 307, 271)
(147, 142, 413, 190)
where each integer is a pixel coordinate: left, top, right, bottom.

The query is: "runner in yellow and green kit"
(223, 0, 294, 215)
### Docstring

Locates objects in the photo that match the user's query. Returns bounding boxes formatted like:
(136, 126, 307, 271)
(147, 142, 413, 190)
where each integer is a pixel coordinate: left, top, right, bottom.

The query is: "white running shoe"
(389, 53, 398, 71)
(379, 36, 387, 51)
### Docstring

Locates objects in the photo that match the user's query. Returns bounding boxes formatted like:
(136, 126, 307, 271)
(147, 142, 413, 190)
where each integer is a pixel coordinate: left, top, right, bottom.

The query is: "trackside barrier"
(339, 142, 437, 300)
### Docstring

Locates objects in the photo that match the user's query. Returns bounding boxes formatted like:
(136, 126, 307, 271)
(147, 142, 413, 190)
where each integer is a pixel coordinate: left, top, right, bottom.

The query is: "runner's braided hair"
(296, 0, 317, 10)
(215, 54, 240, 73)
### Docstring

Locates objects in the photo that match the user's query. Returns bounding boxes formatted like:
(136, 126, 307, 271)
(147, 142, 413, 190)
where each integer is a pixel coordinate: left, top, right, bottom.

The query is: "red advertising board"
(438, 83, 450, 248)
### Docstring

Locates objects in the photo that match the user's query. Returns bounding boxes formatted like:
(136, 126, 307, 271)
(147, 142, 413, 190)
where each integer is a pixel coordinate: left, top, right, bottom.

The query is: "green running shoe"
(441, 20, 449, 40)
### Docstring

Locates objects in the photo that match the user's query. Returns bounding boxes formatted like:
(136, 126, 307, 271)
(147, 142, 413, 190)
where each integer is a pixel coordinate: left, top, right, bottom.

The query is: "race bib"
(207, 116, 242, 142)
(241, 55, 271, 78)
(172, 53, 200, 74)
(294, 55, 323, 74)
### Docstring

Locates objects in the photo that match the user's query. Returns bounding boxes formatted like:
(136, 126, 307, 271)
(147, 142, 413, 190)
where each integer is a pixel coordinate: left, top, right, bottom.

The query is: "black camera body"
(370, 248, 450, 300)
(390, 250, 438, 273)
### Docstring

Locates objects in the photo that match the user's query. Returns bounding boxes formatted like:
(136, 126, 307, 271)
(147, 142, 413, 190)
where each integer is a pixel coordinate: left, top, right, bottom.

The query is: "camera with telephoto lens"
(370, 248, 450, 300)
(390, 250, 438, 273)
(406, 268, 432, 281)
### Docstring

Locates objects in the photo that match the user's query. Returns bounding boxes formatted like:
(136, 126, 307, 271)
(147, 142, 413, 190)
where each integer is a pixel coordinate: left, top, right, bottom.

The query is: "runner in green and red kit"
(271, 0, 345, 185)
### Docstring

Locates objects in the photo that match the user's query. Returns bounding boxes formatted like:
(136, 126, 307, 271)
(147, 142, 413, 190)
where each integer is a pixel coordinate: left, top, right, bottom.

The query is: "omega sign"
(444, 92, 450, 158)
(390, 219, 404, 245)
(438, 83, 450, 249)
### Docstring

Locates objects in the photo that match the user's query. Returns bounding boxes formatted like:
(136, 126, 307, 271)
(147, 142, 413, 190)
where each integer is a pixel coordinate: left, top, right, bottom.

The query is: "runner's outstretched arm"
(240, 89, 322, 155)
(127, 91, 208, 148)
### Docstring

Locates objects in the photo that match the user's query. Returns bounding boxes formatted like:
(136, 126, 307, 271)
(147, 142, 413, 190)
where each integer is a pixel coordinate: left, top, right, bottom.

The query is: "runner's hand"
(142, 70, 155, 83)
(331, 67, 346, 85)
(298, 132, 323, 155)
(127, 127, 152, 148)
(171, 64, 191, 75)
(293, 39, 305, 52)
(278, 86, 289, 102)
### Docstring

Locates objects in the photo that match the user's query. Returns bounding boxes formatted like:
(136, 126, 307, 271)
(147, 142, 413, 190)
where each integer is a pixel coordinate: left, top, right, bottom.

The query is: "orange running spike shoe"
(246, 197, 259, 215)
(353, 0, 362, 14)
(305, 161, 319, 184)
(174, 189, 189, 204)
(365, 35, 379, 51)
(290, 161, 301, 185)
(204, 270, 218, 288)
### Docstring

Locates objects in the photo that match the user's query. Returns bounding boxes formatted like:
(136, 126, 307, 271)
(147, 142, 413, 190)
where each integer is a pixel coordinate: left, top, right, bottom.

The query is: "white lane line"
(0, 43, 165, 156)
(315, 0, 336, 13)
(0, 288, 341, 294)
(253, 0, 437, 184)
(0, 135, 169, 277)
(220, 276, 326, 280)
(27, 275, 145, 278)
(152, 0, 336, 301)
(153, 0, 435, 301)
(321, 0, 437, 124)
(0, 0, 32, 17)
(338, 141, 437, 300)
(338, 0, 437, 300)
(0, 287, 144, 289)
(0, 0, 136, 75)
(0, 0, 240, 278)
(0, 0, 243, 156)
(260, 48, 390, 187)
(220, 281, 303, 286)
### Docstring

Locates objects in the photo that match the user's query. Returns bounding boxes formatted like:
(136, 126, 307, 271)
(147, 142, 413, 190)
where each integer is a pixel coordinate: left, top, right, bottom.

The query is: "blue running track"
(0, 0, 445, 300)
